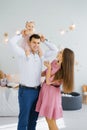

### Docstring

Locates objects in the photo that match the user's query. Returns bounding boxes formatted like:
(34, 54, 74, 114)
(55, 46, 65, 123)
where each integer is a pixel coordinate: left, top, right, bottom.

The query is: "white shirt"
(9, 35, 58, 87)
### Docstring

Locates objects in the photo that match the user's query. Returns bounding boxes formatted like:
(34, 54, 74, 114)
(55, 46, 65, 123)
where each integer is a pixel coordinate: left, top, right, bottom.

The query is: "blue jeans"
(17, 85, 40, 130)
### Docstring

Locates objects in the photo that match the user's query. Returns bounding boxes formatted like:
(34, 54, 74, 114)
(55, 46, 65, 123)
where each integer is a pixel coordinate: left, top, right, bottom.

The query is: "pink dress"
(36, 60, 63, 120)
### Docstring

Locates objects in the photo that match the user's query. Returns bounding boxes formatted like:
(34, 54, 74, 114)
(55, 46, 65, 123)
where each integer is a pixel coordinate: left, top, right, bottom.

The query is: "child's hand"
(44, 61, 51, 68)
(21, 29, 29, 37)
(21, 29, 26, 37)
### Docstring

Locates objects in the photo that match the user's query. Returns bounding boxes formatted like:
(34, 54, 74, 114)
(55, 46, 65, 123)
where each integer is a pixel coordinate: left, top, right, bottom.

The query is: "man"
(9, 33, 58, 130)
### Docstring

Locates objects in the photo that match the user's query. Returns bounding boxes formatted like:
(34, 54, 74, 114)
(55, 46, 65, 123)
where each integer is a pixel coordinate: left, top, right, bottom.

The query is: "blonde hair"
(26, 21, 35, 26)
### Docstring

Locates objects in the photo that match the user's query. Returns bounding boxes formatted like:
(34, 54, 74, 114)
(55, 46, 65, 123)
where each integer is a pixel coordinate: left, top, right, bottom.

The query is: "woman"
(36, 48, 74, 130)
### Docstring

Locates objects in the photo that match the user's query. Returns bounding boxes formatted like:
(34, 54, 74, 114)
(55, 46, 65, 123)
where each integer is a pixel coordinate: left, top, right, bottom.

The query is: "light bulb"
(4, 38, 8, 43)
(60, 30, 66, 35)
(16, 30, 20, 35)
(69, 24, 76, 31)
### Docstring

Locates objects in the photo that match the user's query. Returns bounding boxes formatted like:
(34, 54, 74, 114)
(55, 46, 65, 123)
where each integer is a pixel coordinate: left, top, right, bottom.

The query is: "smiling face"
(25, 21, 35, 33)
(29, 37, 40, 53)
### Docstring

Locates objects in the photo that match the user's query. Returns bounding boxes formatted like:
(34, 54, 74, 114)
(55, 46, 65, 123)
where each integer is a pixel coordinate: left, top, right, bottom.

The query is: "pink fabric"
(36, 60, 63, 119)
(20, 35, 30, 51)
(42, 60, 60, 77)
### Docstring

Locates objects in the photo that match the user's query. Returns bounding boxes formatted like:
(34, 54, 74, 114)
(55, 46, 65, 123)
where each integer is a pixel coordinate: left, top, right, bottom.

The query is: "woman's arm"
(44, 61, 51, 85)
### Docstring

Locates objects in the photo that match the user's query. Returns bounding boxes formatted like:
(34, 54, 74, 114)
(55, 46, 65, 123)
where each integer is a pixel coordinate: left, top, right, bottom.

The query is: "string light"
(59, 23, 76, 35)
(2, 23, 76, 42)
(4, 32, 9, 43)
(4, 38, 9, 43)
(4, 32, 8, 37)
(16, 30, 20, 35)
(2, 30, 20, 43)
(60, 30, 66, 35)
(69, 24, 76, 31)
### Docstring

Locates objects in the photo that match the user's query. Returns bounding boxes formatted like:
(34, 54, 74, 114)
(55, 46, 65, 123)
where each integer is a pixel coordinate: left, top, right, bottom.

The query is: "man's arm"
(9, 35, 25, 57)
(40, 35, 58, 58)
(44, 61, 51, 85)
(44, 40, 58, 52)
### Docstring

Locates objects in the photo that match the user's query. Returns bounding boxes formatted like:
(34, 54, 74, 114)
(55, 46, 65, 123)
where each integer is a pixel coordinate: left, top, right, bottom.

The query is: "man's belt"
(19, 84, 41, 90)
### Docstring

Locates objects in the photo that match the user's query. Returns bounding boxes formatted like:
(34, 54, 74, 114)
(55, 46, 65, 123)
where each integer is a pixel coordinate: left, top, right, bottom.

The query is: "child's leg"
(45, 117, 59, 130)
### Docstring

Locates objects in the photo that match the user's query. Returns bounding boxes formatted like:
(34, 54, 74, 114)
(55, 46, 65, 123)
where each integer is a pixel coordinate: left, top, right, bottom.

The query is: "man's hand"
(40, 34, 46, 42)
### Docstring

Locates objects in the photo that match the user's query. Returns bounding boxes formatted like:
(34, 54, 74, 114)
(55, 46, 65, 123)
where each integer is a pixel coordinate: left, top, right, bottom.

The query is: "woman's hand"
(44, 61, 51, 68)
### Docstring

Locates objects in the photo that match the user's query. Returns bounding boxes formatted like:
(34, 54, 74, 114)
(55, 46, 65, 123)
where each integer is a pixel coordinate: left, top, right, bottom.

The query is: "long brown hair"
(54, 48, 74, 93)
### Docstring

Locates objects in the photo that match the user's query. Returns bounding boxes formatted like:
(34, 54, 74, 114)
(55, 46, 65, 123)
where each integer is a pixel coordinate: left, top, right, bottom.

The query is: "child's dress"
(20, 35, 30, 51)
(36, 60, 63, 120)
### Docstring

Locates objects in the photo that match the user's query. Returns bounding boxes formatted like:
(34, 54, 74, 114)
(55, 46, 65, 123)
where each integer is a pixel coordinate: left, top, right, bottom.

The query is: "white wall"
(0, 0, 87, 93)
